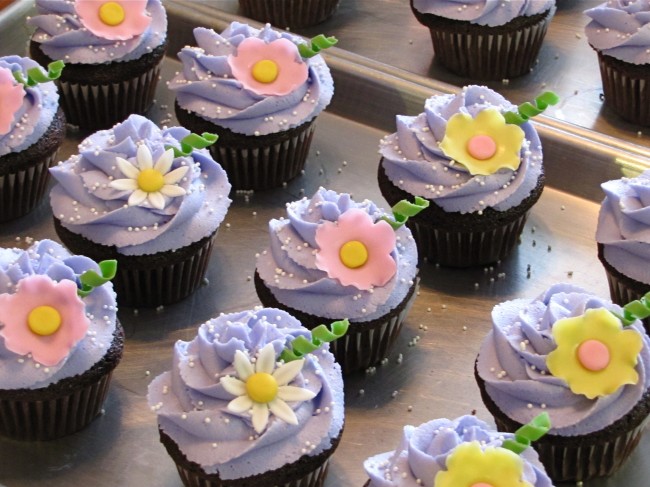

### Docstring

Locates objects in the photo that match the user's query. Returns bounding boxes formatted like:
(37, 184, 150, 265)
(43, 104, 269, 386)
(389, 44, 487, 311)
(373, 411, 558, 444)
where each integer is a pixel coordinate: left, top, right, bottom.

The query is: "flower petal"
(148, 191, 165, 210)
(137, 144, 153, 170)
(272, 359, 305, 386)
(220, 376, 247, 396)
(109, 178, 139, 191)
(163, 165, 189, 185)
(277, 385, 316, 402)
(255, 343, 277, 374)
(160, 185, 187, 198)
(234, 350, 254, 380)
(227, 394, 253, 413)
(251, 402, 270, 434)
(116, 157, 140, 180)
(268, 398, 298, 425)
(128, 189, 148, 206)
(153, 148, 175, 174)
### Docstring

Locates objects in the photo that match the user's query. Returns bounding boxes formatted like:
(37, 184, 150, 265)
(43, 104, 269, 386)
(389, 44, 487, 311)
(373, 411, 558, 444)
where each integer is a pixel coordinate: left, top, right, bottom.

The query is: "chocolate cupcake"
(28, 0, 168, 131)
(0, 56, 66, 222)
(171, 23, 334, 191)
(410, 0, 556, 80)
(239, 0, 340, 29)
(49, 114, 231, 308)
(0, 240, 123, 441)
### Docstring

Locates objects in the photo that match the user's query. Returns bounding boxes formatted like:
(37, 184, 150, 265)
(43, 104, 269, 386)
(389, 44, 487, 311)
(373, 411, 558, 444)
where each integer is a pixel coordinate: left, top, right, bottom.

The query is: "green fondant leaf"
(298, 35, 338, 58)
(611, 291, 650, 327)
(77, 260, 118, 297)
(503, 91, 560, 125)
(380, 196, 430, 230)
(166, 132, 218, 158)
(501, 412, 551, 455)
(280, 319, 349, 362)
(13, 60, 65, 87)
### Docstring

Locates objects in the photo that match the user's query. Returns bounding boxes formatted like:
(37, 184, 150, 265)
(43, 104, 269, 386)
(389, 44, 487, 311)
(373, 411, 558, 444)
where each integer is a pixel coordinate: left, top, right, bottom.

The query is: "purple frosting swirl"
(49, 114, 232, 256)
(476, 283, 650, 436)
(28, 0, 167, 64)
(585, 0, 650, 65)
(0, 56, 59, 156)
(364, 415, 553, 487)
(256, 187, 418, 321)
(412, 0, 555, 26)
(147, 308, 344, 479)
(380, 85, 543, 214)
(170, 23, 334, 136)
(0, 240, 117, 390)
(596, 170, 650, 284)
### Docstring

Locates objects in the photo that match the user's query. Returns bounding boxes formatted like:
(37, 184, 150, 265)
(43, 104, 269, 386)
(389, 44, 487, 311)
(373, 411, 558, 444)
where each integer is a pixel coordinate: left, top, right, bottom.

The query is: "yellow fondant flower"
(439, 108, 525, 176)
(434, 441, 532, 487)
(546, 308, 643, 399)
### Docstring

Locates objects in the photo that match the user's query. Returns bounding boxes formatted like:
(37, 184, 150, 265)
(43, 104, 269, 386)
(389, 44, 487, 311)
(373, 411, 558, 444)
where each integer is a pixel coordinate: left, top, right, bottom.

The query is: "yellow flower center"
(245, 372, 278, 403)
(466, 134, 497, 160)
(137, 168, 165, 193)
(252, 60, 279, 84)
(339, 240, 368, 269)
(577, 339, 610, 372)
(98, 1, 126, 26)
(27, 305, 62, 336)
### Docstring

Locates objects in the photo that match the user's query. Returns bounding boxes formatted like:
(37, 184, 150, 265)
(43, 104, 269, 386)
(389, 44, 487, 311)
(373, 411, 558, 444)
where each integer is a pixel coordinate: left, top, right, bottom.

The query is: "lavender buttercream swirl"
(476, 283, 650, 436)
(49, 114, 232, 256)
(412, 0, 555, 26)
(147, 308, 344, 479)
(380, 85, 543, 214)
(0, 240, 117, 390)
(256, 187, 418, 321)
(585, 0, 650, 65)
(170, 23, 334, 136)
(364, 415, 552, 487)
(596, 170, 650, 284)
(0, 56, 58, 156)
(28, 0, 167, 64)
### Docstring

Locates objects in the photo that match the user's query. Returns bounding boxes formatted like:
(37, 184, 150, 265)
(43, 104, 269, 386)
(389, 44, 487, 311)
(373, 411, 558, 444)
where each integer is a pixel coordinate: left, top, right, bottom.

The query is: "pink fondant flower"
(0, 275, 90, 367)
(75, 0, 152, 41)
(228, 37, 308, 96)
(315, 209, 397, 290)
(0, 67, 25, 136)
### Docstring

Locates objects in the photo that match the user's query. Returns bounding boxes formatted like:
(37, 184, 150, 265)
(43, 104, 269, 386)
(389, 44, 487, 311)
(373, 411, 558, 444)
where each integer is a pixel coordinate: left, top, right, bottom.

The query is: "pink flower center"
(27, 305, 62, 336)
(470, 483, 494, 487)
(466, 134, 497, 160)
(339, 240, 368, 269)
(577, 339, 610, 372)
(98, 1, 125, 26)
(251, 59, 279, 84)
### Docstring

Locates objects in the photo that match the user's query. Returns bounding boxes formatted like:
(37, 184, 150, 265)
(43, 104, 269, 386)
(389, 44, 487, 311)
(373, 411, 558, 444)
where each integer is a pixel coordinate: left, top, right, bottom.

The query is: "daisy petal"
(109, 178, 139, 191)
(153, 148, 175, 174)
(227, 394, 254, 414)
(234, 350, 254, 380)
(272, 359, 305, 386)
(277, 385, 317, 402)
(128, 189, 147, 206)
(251, 402, 270, 434)
(148, 191, 165, 210)
(116, 157, 140, 180)
(163, 166, 189, 185)
(256, 343, 277, 374)
(137, 144, 153, 169)
(160, 185, 187, 198)
(268, 398, 298, 425)
(220, 376, 247, 396)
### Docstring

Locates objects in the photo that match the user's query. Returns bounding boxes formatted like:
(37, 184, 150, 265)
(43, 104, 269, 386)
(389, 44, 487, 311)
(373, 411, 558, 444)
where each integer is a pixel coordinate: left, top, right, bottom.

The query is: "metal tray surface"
(0, 2, 649, 486)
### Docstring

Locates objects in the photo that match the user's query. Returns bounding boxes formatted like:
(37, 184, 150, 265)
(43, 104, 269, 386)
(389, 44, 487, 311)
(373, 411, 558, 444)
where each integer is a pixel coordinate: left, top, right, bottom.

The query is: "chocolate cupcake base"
(410, 2, 553, 80)
(159, 427, 342, 487)
(475, 361, 650, 482)
(54, 219, 216, 308)
(175, 103, 316, 191)
(255, 271, 418, 374)
(0, 322, 124, 441)
(239, 0, 340, 29)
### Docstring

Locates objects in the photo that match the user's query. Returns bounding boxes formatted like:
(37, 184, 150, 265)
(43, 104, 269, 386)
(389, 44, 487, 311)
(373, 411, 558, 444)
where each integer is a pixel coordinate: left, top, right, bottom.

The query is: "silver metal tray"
(0, 2, 649, 486)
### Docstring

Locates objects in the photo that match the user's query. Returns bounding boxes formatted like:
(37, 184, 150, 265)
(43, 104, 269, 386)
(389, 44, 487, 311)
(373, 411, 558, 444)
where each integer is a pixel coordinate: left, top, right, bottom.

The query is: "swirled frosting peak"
(0, 56, 59, 156)
(596, 169, 650, 284)
(28, 0, 167, 64)
(49, 114, 232, 256)
(0, 239, 117, 390)
(364, 415, 553, 486)
(476, 283, 650, 436)
(380, 85, 543, 214)
(147, 307, 344, 480)
(585, 0, 650, 65)
(256, 187, 418, 321)
(170, 23, 334, 136)
(412, 0, 555, 27)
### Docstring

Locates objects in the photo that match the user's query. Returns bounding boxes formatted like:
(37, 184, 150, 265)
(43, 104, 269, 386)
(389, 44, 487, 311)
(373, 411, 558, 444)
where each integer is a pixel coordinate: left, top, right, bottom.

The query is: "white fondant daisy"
(109, 144, 189, 210)
(220, 343, 316, 434)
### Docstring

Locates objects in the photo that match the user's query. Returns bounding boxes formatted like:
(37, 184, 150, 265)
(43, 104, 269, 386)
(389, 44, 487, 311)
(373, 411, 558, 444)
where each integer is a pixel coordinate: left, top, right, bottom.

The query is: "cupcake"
(49, 114, 232, 308)
(28, 0, 168, 131)
(410, 0, 556, 80)
(364, 415, 553, 487)
(378, 85, 550, 267)
(0, 55, 66, 222)
(171, 23, 335, 191)
(585, 1, 650, 126)
(147, 307, 344, 487)
(239, 0, 340, 29)
(596, 169, 650, 331)
(475, 283, 650, 482)
(0, 239, 123, 441)
(255, 187, 420, 374)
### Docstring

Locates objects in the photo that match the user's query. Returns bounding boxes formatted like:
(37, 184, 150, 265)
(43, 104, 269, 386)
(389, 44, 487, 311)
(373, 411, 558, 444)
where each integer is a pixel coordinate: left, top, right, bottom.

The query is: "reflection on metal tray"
(0, 2, 649, 486)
